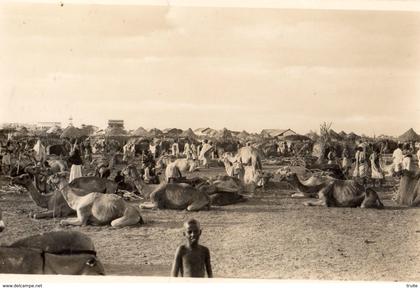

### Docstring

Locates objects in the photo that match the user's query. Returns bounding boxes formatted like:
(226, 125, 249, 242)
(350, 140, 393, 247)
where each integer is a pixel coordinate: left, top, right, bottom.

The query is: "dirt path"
(0, 169, 419, 281)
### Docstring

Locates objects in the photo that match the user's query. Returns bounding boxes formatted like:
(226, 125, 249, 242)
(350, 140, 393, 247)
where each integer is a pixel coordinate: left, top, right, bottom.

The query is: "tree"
(316, 122, 332, 164)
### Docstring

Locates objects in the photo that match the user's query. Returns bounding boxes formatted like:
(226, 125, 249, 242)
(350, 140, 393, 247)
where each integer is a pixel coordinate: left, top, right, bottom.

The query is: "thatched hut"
(131, 127, 149, 137)
(398, 128, 419, 143)
(60, 125, 82, 139)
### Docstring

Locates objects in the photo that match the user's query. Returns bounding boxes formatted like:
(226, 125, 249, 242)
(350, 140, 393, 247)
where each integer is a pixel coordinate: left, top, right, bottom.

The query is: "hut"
(148, 128, 163, 138)
(180, 128, 198, 141)
(131, 127, 149, 137)
(398, 128, 419, 143)
(60, 125, 82, 140)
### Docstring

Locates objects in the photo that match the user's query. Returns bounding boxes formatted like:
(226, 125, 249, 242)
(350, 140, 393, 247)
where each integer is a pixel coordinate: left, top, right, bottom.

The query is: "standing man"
(392, 144, 404, 175)
(199, 140, 212, 168)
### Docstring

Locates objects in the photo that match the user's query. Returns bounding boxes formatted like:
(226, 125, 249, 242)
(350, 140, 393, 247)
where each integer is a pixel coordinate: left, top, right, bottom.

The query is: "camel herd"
(2, 143, 418, 276)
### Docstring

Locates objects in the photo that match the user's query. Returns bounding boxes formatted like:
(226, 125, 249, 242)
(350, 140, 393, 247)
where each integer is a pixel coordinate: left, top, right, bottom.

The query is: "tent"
(237, 130, 249, 139)
(329, 129, 342, 141)
(79, 125, 98, 137)
(104, 127, 127, 137)
(282, 134, 311, 142)
(60, 126, 82, 139)
(180, 128, 197, 139)
(163, 128, 183, 138)
(132, 127, 149, 137)
(347, 132, 360, 140)
(398, 128, 419, 142)
(148, 128, 163, 138)
(46, 126, 61, 134)
(216, 128, 235, 141)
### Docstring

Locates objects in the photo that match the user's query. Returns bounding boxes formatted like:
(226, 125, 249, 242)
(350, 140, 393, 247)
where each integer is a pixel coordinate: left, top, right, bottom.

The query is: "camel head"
(122, 164, 141, 180)
(274, 166, 292, 181)
(0, 209, 4, 233)
(361, 188, 384, 209)
(257, 171, 273, 188)
(11, 173, 33, 187)
(22, 165, 39, 176)
(47, 172, 70, 190)
(155, 155, 170, 170)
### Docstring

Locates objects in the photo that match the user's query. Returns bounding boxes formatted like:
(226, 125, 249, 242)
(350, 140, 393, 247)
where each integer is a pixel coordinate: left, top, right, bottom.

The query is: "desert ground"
(0, 165, 419, 281)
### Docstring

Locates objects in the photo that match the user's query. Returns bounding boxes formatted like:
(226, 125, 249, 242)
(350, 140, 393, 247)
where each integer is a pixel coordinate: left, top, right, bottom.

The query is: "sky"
(0, 0, 419, 136)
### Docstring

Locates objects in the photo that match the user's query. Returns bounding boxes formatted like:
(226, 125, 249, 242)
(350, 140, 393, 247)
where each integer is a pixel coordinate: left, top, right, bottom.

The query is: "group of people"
(328, 142, 419, 187)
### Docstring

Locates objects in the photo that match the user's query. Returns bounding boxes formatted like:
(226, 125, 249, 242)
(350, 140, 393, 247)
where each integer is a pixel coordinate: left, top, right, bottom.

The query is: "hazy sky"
(1, 1, 419, 135)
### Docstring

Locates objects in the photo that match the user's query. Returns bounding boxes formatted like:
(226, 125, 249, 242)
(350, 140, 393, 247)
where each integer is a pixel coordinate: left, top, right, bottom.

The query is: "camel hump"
(10, 231, 96, 254)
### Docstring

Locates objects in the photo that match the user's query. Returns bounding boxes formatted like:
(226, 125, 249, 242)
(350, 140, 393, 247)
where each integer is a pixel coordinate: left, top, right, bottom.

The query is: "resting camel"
(122, 165, 210, 211)
(394, 170, 420, 206)
(221, 147, 271, 192)
(205, 175, 247, 206)
(46, 159, 68, 173)
(275, 167, 334, 198)
(220, 152, 244, 179)
(48, 173, 143, 228)
(303, 179, 384, 208)
(0, 231, 105, 275)
(11, 172, 117, 219)
(156, 155, 199, 174)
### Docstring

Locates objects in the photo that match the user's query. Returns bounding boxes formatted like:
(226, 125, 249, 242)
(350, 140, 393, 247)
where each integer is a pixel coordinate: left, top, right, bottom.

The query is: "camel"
(46, 159, 68, 173)
(205, 175, 247, 206)
(0, 209, 4, 233)
(394, 170, 420, 206)
(59, 191, 144, 227)
(0, 231, 105, 275)
(282, 173, 332, 198)
(156, 155, 199, 174)
(220, 152, 244, 179)
(11, 172, 116, 219)
(122, 165, 210, 211)
(221, 147, 271, 192)
(69, 175, 118, 193)
(303, 179, 384, 208)
(275, 168, 334, 198)
(48, 173, 143, 228)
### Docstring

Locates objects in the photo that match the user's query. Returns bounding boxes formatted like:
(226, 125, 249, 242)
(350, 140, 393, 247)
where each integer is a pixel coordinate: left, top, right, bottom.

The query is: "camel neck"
(60, 186, 83, 209)
(289, 175, 311, 193)
(25, 181, 50, 208)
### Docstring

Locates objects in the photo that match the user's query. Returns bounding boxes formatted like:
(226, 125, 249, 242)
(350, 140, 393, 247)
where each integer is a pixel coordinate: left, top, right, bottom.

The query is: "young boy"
(171, 219, 213, 278)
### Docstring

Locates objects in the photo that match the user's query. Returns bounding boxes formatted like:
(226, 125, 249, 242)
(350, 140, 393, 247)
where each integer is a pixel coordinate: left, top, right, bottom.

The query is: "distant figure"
(165, 156, 183, 183)
(122, 142, 131, 162)
(190, 143, 197, 160)
(84, 141, 92, 163)
(199, 140, 213, 168)
(33, 139, 46, 166)
(369, 147, 384, 187)
(1, 150, 11, 175)
(341, 147, 351, 176)
(392, 144, 404, 174)
(402, 149, 416, 172)
(327, 148, 336, 165)
(353, 146, 368, 186)
(172, 141, 180, 157)
(68, 147, 83, 182)
(171, 219, 213, 278)
(184, 142, 192, 159)
(417, 148, 420, 164)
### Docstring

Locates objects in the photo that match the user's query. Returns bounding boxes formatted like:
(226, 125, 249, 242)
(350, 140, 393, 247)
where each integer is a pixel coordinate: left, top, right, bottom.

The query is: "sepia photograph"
(0, 0, 419, 285)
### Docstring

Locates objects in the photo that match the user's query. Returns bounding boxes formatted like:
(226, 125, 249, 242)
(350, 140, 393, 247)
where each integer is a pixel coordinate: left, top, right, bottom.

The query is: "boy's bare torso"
(178, 244, 210, 277)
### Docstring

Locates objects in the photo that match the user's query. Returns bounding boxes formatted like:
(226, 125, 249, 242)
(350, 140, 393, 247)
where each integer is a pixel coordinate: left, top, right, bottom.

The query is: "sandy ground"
(0, 166, 419, 281)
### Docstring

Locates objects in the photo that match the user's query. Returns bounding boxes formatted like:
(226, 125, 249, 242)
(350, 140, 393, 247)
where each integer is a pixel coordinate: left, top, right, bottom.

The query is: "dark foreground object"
(0, 231, 105, 275)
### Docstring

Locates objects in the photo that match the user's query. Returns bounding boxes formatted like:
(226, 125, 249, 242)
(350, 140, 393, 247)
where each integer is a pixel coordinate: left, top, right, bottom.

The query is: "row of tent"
(2, 124, 419, 143)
